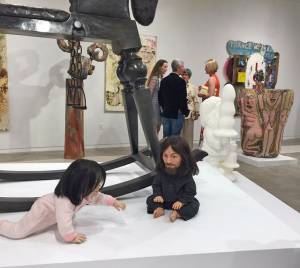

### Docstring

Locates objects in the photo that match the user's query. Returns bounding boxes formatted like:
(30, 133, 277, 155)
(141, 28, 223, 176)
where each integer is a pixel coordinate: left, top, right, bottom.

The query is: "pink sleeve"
(89, 192, 116, 206)
(54, 197, 77, 242)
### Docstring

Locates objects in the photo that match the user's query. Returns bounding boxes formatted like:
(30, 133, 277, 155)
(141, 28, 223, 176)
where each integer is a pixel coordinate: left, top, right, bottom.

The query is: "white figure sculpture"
(200, 84, 239, 181)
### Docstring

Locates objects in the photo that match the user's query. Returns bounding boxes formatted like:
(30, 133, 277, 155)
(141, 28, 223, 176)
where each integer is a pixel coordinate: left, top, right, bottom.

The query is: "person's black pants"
(146, 195, 199, 220)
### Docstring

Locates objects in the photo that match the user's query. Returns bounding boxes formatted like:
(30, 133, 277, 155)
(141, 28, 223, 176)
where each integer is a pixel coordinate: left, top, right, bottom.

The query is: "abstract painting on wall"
(105, 34, 157, 112)
(0, 33, 8, 131)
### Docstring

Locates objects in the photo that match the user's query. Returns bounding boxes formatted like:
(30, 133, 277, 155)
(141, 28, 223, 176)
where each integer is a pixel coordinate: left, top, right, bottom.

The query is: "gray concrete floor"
(1, 140, 300, 213)
(0, 147, 130, 163)
(237, 152, 300, 213)
(236, 138, 300, 212)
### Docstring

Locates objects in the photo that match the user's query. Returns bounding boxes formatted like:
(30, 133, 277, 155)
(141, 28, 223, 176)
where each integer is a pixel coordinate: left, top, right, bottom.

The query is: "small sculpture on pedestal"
(201, 84, 239, 181)
(57, 40, 108, 159)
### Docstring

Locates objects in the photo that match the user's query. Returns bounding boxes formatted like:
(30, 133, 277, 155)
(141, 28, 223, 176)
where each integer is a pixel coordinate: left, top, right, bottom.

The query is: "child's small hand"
(113, 200, 126, 211)
(153, 196, 164, 203)
(172, 201, 183, 210)
(71, 233, 86, 244)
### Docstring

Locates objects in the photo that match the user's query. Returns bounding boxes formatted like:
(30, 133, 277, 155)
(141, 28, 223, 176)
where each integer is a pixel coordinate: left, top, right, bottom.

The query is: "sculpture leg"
(122, 82, 139, 154)
(133, 86, 160, 161)
(64, 107, 84, 159)
(118, 50, 160, 162)
(117, 57, 139, 154)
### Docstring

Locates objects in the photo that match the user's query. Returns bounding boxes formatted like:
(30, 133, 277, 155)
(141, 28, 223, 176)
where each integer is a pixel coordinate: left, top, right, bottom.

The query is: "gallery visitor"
(146, 59, 169, 135)
(198, 59, 220, 144)
(158, 59, 190, 137)
(181, 68, 200, 149)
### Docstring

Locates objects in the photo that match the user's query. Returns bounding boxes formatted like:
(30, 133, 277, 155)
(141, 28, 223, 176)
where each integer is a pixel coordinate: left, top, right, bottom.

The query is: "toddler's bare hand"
(71, 233, 86, 244)
(153, 196, 164, 203)
(172, 201, 183, 210)
(113, 200, 126, 211)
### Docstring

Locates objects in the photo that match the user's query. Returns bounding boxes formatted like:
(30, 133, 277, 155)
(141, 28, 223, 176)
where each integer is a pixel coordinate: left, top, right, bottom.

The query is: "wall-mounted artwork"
(225, 40, 279, 90)
(0, 33, 8, 131)
(105, 34, 157, 112)
(245, 53, 265, 89)
(224, 40, 280, 115)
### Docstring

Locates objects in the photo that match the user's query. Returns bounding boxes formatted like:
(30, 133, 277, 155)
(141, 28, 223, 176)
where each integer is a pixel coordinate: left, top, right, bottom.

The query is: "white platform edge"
(237, 153, 298, 167)
(11, 248, 299, 268)
(233, 171, 300, 235)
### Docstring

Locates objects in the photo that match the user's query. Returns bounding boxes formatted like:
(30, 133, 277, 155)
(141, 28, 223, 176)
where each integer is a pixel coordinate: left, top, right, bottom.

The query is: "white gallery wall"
(0, 0, 299, 153)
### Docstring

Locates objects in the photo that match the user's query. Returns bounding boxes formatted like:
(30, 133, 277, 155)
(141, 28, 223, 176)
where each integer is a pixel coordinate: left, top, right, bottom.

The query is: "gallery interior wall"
(0, 0, 299, 153)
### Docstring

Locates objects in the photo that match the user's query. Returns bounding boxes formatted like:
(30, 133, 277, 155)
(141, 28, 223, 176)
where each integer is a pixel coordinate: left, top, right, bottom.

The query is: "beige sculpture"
(240, 88, 294, 158)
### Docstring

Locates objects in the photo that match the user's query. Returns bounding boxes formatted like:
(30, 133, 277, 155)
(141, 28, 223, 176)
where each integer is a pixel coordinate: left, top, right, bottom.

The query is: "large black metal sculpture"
(0, 0, 160, 212)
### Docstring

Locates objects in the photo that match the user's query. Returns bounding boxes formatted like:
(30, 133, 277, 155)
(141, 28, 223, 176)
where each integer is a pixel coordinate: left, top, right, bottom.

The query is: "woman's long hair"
(54, 159, 106, 205)
(146, 59, 168, 87)
(156, 136, 199, 176)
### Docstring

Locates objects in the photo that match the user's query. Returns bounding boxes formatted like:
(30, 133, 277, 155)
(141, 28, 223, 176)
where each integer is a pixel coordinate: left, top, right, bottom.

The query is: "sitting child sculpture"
(146, 136, 200, 222)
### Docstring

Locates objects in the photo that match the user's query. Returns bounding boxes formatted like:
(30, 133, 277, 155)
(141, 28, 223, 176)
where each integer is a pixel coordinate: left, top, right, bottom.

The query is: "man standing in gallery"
(158, 59, 190, 137)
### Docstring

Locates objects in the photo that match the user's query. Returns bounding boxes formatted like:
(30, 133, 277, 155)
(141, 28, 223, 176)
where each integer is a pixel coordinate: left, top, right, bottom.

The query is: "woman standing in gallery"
(198, 59, 220, 144)
(182, 68, 199, 149)
(147, 59, 169, 135)
(198, 59, 220, 99)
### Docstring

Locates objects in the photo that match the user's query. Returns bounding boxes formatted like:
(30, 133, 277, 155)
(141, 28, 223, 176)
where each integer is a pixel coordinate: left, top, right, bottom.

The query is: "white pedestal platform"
(238, 153, 298, 167)
(0, 162, 300, 268)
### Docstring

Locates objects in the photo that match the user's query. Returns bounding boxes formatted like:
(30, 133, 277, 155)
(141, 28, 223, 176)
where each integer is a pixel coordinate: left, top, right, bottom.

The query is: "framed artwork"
(224, 40, 279, 116)
(245, 53, 265, 89)
(0, 33, 8, 131)
(104, 34, 157, 112)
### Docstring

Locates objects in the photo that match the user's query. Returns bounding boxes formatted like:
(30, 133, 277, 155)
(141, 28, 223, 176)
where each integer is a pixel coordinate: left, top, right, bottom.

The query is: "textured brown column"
(64, 107, 84, 159)
(240, 88, 294, 158)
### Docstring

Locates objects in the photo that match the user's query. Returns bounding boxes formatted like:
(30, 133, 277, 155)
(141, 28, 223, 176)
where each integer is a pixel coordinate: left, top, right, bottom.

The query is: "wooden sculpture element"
(240, 88, 294, 158)
(57, 39, 108, 159)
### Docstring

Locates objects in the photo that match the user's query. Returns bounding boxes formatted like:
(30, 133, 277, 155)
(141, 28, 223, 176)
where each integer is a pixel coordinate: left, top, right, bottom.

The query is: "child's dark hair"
(54, 159, 106, 205)
(156, 136, 199, 176)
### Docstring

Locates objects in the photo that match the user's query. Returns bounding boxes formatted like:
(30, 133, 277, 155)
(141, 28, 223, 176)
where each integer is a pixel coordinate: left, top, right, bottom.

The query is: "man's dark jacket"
(158, 73, 189, 119)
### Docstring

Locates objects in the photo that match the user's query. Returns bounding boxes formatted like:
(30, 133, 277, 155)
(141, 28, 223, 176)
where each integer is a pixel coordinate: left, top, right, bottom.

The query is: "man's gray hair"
(171, 59, 184, 72)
